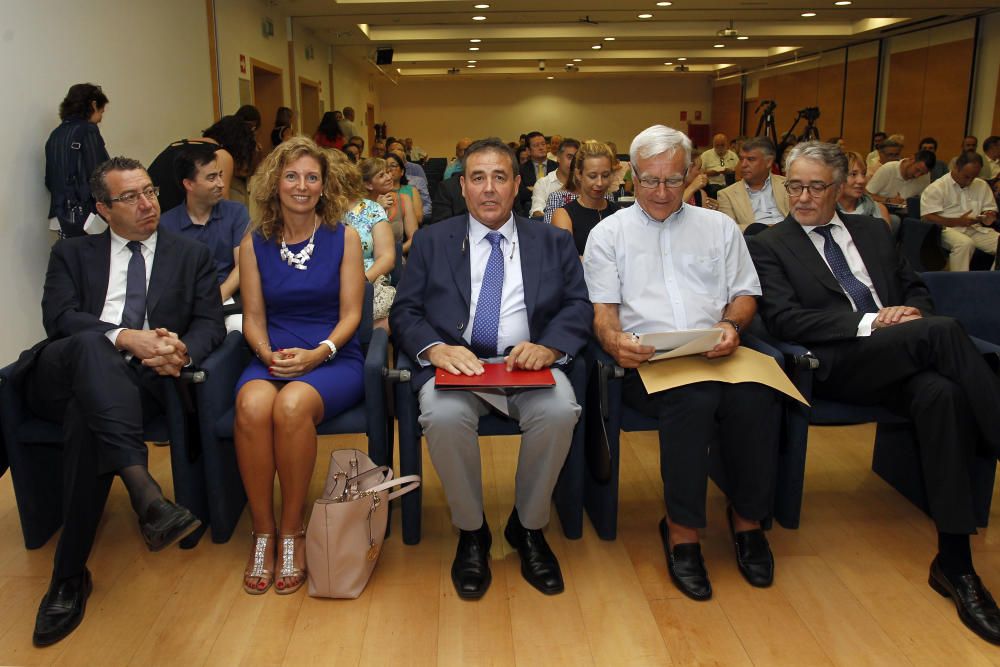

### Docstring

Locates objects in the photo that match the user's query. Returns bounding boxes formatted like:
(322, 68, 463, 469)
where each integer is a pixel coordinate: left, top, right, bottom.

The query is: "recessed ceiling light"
(801, 11, 816, 16)
(469, 47, 479, 51)
(664, 61, 673, 65)
(737, 35, 749, 40)
(470, 38, 481, 43)
(467, 64, 476, 68)
(604, 37, 616, 41)
(656, 1, 672, 5)
(547, 76, 554, 79)
(592, 44, 602, 49)
(474, 3, 490, 8)
(834, 1, 851, 4)
(714, 43, 725, 48)
(468, 59, 477, 63)
(572, 58, 582, 62)
(472, 15, 487, 20)
(638, 13, 653, 19)
(677, 57, 687, 61)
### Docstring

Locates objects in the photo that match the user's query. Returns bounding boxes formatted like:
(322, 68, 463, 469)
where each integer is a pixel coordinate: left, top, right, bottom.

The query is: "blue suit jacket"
(389, 214, 593, 390)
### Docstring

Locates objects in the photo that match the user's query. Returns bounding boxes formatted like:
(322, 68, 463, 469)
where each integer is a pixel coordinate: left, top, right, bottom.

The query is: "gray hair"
(90, 156, 147, 204)
(740, 136, 777, 159)
(629, 125, 692, 168)
(784, 141, 849, 184)
(955, 150, 984, 170)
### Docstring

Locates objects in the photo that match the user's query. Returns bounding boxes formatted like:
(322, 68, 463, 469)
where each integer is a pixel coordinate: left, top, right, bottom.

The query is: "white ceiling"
(277, 0, 996, 79)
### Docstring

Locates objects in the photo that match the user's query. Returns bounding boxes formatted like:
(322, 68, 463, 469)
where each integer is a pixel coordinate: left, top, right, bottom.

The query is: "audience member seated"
(700, 133, 739, 199)
(234, 137, 366, 596)
(552, 140, 619, 255)
(19, 156, 224, 646)
(920, 151, 998, 272)
(385, 151, 424, 227)
(159, 143, 250, 332)
(838, 151, 890, 226)
(717, 137, 789, 234)
(348, 135, 365, 154)
(390, 137, 591, 601)
(518, 131, 557, 209)
(948, 135, 981, 171)
(330, 154, 395, 327)
(344, 143, 361, 163)
(866, 150, 934, 211)
(606, 141, 632, 196)
(431, 170, 468, 223)
(371, 139, 386, 158)
(546, 134, 563, 162)
(444, 137, 473, 180)
(530, 138, 580, 218)
(386, 137, 431, 218)
(982, 136, 1000, 185)
(270, 106, 294, 149)
(361, 157, 418, 254)
(148, 116, 257, 211)
(584, 124, 782, 601)
(682, 153, 715, 209)
(919, 137, 948, 181)
(866, 134, 903, 176)
(750, 140, 1000, 646)
(45, 82, 111, 238)
(865, 130, 888, 165)
(516, 144, 530, 167)
(312, 111, 346, 150)
(405, 137, 427, 163)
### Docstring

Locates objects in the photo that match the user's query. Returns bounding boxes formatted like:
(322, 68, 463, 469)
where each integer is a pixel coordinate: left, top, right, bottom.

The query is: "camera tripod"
(783, 107, 821, 144)
(754, 100, 778, 146)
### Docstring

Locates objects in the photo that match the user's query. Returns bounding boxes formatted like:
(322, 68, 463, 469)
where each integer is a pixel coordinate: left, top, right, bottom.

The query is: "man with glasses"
(717, 136, 789, 235)
(12, 157, 225, 646)
(750, 141, 1000, 646)
(584, 125, 782, 601)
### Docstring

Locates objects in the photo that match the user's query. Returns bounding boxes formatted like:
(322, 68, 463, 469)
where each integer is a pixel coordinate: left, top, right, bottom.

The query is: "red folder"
(435, 364, 556, 390)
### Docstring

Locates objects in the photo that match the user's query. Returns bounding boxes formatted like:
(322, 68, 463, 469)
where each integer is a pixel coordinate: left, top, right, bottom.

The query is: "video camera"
(798, 107, 820, 122)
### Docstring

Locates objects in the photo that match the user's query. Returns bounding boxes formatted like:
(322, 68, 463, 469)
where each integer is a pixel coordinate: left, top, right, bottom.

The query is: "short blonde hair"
(248, 136, 348, 240)
(569, 140, 616, 192)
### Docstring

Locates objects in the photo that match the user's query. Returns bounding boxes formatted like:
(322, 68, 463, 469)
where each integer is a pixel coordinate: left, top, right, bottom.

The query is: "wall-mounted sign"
(239, 54, 247, 75)
(680, 110, 688, 121)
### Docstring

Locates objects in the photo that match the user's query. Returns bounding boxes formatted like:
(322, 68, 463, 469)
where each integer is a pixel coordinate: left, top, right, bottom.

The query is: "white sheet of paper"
(638, 328, 724, 361)
(83, 213, 107, 234)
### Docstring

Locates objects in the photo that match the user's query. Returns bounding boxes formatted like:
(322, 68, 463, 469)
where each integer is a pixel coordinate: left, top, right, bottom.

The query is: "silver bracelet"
(319, 339, 337, 362)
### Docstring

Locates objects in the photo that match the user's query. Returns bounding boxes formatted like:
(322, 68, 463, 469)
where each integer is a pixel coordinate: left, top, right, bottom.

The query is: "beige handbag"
(306, 449, 420, 598)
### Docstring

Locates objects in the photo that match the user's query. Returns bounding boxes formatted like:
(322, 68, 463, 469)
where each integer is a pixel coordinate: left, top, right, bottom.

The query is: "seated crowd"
(22, 82, 1000, 650)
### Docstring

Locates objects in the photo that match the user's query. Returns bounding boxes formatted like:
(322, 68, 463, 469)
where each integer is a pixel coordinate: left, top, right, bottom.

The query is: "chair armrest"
(194, 332, 248, 420)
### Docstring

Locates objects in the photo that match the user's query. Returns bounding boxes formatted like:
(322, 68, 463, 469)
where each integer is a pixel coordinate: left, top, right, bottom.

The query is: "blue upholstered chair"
(583, 334, 798, 540)
(393, 353, 587, 545)
(194, 282, 397, 543)
(0, 355, 224, 550)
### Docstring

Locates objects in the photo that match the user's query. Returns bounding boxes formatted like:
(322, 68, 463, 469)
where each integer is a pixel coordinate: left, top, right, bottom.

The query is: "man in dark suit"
(750, 141, 1000, 645)
(18, 157, 225, 646)
(430, 172, 468, 223)
(390, 138, 592, 600)
(517, 130, 557, 210)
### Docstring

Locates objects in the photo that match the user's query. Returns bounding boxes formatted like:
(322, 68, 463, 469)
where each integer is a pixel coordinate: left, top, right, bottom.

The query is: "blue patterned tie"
(470, 232, 505, 358)
(812, 225, 879, 314)
(121, 240, 147, 329)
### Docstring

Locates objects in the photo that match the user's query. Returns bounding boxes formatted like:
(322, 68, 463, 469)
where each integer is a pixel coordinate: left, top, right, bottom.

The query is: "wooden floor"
(2, 424, 1000, 666)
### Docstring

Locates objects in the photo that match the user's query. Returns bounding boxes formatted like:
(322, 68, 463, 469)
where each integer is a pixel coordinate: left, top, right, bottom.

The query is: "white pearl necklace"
(279, 221, 319, 271)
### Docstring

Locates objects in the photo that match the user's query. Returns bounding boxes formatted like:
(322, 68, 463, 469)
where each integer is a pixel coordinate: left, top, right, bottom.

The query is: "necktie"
(470, 232, 505, 358)
(812, 225, 878, 314)
(121, 240, 147, 329)
(536, 162, 545, 180)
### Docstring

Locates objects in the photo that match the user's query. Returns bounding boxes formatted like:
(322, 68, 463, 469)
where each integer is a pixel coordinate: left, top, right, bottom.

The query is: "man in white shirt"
(921, 151, 999, 271)
(338, 106, 358, 140)
(982, 136, 1000, 184)
(701, 133, 739, 198)
(585, 124, 782, 601)
(14, 157, 225, 646)
(751, 140, 1000, 647)
(866, 151, 934, 207)
(717, 136, 789, 234)
(530, 138, 579, 217)
(947, 135, 980, 171)
(866, 135, 904, 177)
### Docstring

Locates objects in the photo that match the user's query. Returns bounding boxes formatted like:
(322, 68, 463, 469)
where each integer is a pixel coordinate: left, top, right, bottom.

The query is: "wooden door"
(298, 77, 321, 138)
(251, 59, 285, 151)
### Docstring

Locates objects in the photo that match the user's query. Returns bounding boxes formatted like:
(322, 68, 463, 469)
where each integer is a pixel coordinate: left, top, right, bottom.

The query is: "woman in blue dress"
(234, 137, 366, 595)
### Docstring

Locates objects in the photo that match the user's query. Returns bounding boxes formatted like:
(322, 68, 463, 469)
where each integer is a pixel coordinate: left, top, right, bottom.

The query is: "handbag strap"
(365, 474, 421, 501)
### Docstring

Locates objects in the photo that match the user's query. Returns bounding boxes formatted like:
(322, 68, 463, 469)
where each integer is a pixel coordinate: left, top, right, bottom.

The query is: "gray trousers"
(417, 368, 580, 531)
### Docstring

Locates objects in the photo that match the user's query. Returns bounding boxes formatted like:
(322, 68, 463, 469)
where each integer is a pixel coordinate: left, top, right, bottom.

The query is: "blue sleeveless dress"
(236, 224, 365, 419)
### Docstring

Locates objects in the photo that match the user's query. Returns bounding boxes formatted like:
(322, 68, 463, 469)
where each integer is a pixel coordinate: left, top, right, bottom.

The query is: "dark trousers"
(24, 331, 165, 579)
(623, 375, 782, 528)
(813, 316, 1000, 535)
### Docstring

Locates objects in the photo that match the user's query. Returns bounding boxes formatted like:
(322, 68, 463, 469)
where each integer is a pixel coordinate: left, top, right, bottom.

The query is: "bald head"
(455, 137, 473, 159)
(713, 133, 729, 155)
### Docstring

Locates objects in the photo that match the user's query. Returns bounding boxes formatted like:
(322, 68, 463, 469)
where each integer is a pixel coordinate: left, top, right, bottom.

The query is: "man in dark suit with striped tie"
(15, 157, 224, 646)
(750, 141, 1000, 646)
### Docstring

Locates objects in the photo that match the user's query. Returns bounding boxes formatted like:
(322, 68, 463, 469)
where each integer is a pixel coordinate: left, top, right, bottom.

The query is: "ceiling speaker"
(375, 48, 394, 65)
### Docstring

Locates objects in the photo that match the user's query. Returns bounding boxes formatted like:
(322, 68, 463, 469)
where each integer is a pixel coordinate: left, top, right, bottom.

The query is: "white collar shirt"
(101, 228, 158, 345)
(744, 176, 785, 226)
(464, 214, 528, 357)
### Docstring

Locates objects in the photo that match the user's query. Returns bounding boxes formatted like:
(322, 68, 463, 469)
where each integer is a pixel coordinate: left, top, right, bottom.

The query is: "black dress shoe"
(140, 498, 201, 552)
(504, 509, 564, 595)
(727, 505, 774, 588)
(452, 520, 492, 600)
(929, 556, 1000, 645)
(659, 517, 711, 601)
(33, 569, 93, 647)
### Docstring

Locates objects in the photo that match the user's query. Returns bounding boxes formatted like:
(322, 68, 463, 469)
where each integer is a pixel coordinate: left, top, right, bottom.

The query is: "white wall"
(215, 0, 291, 116)
(332, 48, 382, 143)
(970, 11, 1000, 140)
(378, 75, 713, 157)
(0, 0, 213, 352)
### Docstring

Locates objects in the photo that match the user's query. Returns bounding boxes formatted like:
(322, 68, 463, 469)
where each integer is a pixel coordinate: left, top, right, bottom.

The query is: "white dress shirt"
(530, 170, 565, 216)
(583, 202, 760, 334)
(920, 174, 998, 219)
(102, 229, 157, 346)
(866, 160, 931, 200)
(745, 177, 785, 226)
(801, 214, 883, 336)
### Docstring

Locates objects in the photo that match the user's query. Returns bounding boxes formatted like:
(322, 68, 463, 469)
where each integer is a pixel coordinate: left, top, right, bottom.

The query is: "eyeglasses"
(636, 175, 686, 189)
(108, 186, 160, 206)
(785, 181, 836, 197)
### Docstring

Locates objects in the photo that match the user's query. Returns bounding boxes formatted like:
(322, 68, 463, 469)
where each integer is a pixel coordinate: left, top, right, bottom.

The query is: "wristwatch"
(320, 339, 337, 362)
(718, 318, 741, 334)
